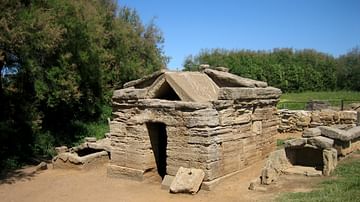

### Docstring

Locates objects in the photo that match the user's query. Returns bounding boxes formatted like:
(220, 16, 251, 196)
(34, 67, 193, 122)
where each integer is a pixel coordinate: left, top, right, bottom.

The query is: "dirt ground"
(0, 132, 324, 202)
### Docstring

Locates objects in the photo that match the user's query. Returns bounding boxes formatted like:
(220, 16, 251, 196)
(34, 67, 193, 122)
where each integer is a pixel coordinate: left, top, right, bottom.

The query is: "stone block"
(170, 167, 205, 194)
(308, 136, 334, 149)
(302, 128, 321, 137)
(318, 126, 351, 141)
(284, 138, 307, 148)
(218, 87, 281, 100)
(323, 148, 337, 176)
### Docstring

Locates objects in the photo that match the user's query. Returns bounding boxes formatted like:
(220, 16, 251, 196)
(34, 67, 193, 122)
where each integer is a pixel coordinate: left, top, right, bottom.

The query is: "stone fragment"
(307, 136, 334, 149)
(283, 166, 322, 177)
(35, 162, 48, 171)
(339, 111, 357, 120)
(84, 137, 97, 142)
(55, 146, 68, 154)
(260, 149, 292, 185)
(302, 128, 321, 138)
(170, 167, 205, 194)
(161, 175, 175, 190)
(318, 126, 351, 141)
(284, 138, 307, 148)
(323, 148, 337, 176)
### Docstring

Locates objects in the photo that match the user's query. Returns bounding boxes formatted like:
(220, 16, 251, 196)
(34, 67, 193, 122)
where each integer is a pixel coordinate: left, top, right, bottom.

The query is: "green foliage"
(277, 157, 360, 202)
(0, 0, 167, 171)
(183, 48, 360, 93)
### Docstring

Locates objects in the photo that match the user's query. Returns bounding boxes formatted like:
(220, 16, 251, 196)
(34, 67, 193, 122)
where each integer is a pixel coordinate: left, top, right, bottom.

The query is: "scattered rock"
(35, 162, 48, 171)
(283, 166, 322, 177)
(55, 146, 68, 154)
(169, 167, 205, 194)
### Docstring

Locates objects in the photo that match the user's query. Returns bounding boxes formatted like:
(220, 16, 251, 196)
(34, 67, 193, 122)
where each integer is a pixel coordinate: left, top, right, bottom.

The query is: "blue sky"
(118, 0, 360, 70)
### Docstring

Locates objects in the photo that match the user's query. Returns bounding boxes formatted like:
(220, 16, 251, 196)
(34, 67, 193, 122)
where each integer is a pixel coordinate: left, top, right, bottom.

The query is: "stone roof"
(116, 68, 281, 103)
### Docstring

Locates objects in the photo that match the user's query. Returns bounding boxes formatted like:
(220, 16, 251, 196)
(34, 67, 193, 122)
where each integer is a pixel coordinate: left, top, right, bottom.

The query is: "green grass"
(276, 155, 360, 202)
(278, 91, 360, 110)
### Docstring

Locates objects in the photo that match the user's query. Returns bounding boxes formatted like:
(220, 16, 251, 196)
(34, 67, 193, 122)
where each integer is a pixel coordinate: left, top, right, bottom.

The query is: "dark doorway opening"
(146, 122, 168, 178)
(285, 147, 324, 170)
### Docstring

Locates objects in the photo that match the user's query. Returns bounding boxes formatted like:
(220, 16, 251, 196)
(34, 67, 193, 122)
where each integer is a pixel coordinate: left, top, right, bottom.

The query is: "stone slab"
(170, 167, 205, 194)
(204, 68, 268, 87)
(165, 72, 219, 102)
(218, 87, 281, 100)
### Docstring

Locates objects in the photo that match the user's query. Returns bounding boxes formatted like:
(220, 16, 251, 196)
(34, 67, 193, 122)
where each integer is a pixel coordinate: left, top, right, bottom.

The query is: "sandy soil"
(0, 132, 326, 202)
(0, 157, 323, 202)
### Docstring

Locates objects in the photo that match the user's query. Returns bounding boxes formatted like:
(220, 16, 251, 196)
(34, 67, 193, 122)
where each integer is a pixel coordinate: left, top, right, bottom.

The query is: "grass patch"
(277, 155, 360, 202)
(278, 91, 360, 110)
(276, 138, 294, 149)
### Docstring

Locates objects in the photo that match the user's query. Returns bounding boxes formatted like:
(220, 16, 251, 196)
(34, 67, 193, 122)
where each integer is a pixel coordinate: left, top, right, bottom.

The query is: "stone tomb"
(107, 68, 282, 190)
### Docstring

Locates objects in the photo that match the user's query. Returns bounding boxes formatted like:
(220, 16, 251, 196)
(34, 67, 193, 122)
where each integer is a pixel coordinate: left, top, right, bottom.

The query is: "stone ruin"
(256, 125, 360, 187)
(278, 109, 358, 132)
(107, 67, 282, 190)
(52, 136, 111, 170)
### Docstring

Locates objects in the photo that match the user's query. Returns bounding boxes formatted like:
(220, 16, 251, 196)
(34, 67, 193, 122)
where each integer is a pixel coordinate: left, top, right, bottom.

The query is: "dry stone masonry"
(107, 67, 282, 190)
(278, 109, 358, 132)
(258, 125, 360, 186)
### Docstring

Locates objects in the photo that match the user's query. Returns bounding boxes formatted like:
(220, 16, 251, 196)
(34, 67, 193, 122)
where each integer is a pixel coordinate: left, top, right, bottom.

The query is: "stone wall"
(278, 109, 358, 132)
(108, 87, 281, 188)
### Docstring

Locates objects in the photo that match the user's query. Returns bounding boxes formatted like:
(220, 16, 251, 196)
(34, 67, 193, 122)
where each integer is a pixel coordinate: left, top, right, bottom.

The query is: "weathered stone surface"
(279, 110, 358, 133)
(165, 72, 219, 102)
(123, 70, 165, 88)
(55, 146, 68, 154)
(161, 175, 175, 190)
(170, 167, 205, 194)
(85, 137, 97, 142)
(339, 111, 357, 120)
(112, 88, 147, 100)
(284, 138, 307, 148)
(302, 128, 321, 137)
(218, 87, 281, 100)
(318, 126, 352, 141)
(347, 126, 360, 139)
(307, 136, 334, 149)
(283, 166, 322, 177)
(323, 148, 337, 176)
(260, 149, 292, 185)
(204, 68, 267, 87)
(109, 69, 281, 187)
(35, 162, 48, 171)
(107, 164, 145, 181)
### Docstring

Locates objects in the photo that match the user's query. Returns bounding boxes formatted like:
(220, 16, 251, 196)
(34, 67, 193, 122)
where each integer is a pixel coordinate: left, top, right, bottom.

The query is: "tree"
(0, 0, 167, 170)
